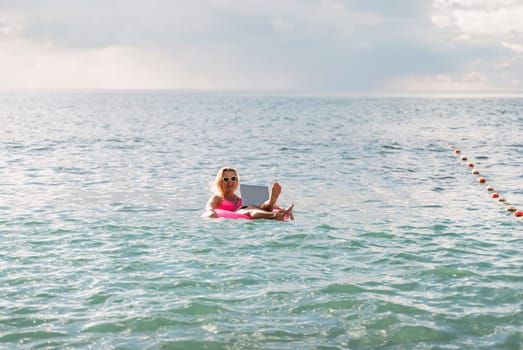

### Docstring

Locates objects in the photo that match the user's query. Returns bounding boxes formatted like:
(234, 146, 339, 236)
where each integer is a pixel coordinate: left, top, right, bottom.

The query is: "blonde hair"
(212, 167, 240, 196)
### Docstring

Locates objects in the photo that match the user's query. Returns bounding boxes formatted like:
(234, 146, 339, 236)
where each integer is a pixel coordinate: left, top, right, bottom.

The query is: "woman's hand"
(204, 195, 221, 218)
(203, 210, 218, 218)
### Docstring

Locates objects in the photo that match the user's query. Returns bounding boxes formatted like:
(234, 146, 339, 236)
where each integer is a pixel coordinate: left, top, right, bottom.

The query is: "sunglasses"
(222, 176, 237, 182)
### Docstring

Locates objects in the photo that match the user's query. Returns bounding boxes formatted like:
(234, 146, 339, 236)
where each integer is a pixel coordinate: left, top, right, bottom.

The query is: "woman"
(204, 167, 294, 220)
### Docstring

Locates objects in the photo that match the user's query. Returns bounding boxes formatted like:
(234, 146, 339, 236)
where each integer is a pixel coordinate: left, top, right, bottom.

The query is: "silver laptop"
(240, 184, 269, 207)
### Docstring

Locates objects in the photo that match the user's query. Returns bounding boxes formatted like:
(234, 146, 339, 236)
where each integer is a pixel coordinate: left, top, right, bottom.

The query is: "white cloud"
(208, 0, 383, 42)
(211, 0, 382, 28)
(387, 0, 523, 93)
(384, 72, 493, 93)
(0, 40, 179, 89)
(0, 1, 521, 92)
(0, 1, 384, 90)
(431, 0, 523, 39)
(0, 11, 28, 38)
(0, 37, 295, 90)
(502, 41, 523, 53)
(306, 0, 383, 35)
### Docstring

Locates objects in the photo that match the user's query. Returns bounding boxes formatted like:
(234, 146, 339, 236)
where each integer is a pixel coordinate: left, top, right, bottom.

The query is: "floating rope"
(452, 147, 523, 222)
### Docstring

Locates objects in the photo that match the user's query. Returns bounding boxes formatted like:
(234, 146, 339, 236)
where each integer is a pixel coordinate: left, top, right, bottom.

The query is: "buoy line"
(452, 146, 523, 222)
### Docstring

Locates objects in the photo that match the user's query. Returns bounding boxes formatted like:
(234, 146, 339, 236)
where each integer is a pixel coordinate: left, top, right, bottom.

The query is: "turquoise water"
(1, 91, 522, 349)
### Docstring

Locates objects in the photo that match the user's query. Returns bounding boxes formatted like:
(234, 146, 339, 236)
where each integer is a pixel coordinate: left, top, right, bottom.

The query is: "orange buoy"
(486, 186, 494, 191)
(461, 156, 468, 161)
(507, 206, 517, 213)
(498, 197, 506, 202)
(454, 149, 461, 155)
(514, 211, 523, 217)
(467, 162, 474, 167)
(491, 193, 499, 199)
(472, 169, 480, 175)
(478, 177, 486, 184)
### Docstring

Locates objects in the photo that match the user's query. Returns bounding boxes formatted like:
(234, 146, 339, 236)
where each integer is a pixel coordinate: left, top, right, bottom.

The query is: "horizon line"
(1, 88, 523, 98)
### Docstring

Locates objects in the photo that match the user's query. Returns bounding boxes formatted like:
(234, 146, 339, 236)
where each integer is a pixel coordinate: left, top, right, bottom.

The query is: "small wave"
(171, 301, 231, 316)
(80, 321, 126, 333)
(159, 340, 228, 350)
(291, 299, 358, 313)
(315, 223, 339, 231)
(85, 292, 112, 305)
(375, 300, 428, 315)
(382, 143, 403, 150)
(125, 317, 192, 332)
(321, 283, 366, 294)
(388, 325, 451, 344)
(363, 231, 394, 239)
(115, 206, 163, 213)
(421, 267, 477, 278)
(0, 330, 67, 343)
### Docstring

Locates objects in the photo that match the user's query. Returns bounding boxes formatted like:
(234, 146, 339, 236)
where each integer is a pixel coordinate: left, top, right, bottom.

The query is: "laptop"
(240, 184, 269, 207)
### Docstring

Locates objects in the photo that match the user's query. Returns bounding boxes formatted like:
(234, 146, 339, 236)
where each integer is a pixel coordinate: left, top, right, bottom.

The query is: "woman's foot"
(260, 182, 282, 211)
(269, 182, 282, 206)
(275, 203, 294, 221)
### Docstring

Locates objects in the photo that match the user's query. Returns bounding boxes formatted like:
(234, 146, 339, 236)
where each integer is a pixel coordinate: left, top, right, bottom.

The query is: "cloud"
(0, 1, 391, 90)
(384, 71, 492, 94)
(0, 41, 177, 89)
(431, 0, 523, 39)
(0, 38, 298, 89)
(391, 0, 523, 93)
(0, 1, 301, 89)
(502, 41, 523, 53)
(0, 0, 521, 91)
(210, 0, 383, 35)
(0, 10, 27, 38)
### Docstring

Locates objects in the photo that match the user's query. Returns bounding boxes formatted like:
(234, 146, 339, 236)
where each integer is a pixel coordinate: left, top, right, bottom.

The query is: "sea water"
(0, 91, 522, 349)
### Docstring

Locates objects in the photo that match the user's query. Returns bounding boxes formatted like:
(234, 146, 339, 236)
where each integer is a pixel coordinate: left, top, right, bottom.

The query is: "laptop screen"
(240, 184, 269, 207)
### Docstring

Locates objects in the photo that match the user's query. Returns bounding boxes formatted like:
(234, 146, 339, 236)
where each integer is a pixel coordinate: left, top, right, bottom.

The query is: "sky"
(0, 0, 522, 93)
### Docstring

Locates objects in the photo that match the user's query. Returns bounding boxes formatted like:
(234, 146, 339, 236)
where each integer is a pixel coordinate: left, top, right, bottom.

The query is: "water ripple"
(1, 93, 523, 349)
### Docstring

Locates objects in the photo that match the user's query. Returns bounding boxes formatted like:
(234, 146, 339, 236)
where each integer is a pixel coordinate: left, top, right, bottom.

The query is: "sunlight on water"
(0, 92, 522, 349)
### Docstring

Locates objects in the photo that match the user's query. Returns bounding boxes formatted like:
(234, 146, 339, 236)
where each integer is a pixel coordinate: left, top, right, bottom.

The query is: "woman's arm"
(203, 195, 221, 218)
